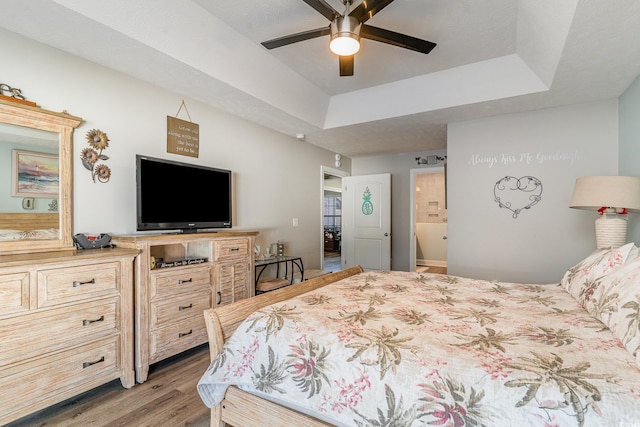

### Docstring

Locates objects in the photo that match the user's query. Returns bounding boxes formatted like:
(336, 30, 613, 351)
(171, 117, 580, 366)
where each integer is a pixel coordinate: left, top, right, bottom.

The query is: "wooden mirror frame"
(0, 98, 82, 255)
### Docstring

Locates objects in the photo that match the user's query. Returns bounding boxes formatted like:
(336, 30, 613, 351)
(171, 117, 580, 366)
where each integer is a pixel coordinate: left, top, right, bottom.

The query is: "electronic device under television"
(136, 155, 232, 232)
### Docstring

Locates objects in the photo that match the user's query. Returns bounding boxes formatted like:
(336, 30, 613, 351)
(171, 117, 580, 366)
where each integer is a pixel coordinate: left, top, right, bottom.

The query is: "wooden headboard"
(0, 212, 59, 230)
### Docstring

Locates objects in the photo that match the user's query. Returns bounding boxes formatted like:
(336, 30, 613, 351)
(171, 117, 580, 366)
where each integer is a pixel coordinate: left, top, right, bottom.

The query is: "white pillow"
(560, 242, 638, 311)
(587, 254, 640, 367)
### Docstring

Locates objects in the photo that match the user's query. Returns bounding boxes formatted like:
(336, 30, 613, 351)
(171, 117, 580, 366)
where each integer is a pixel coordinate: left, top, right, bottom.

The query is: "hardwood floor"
(419, 265, 447, 274)
(7, 345, 212, 427)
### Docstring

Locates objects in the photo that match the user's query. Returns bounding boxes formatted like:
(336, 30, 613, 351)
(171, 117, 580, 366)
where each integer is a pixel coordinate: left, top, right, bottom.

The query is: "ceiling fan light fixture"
(330, 16, 361, 56)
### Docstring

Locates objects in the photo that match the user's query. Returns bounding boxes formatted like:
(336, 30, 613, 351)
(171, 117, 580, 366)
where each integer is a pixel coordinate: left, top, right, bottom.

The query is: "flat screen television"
(136, 155, 232, 232)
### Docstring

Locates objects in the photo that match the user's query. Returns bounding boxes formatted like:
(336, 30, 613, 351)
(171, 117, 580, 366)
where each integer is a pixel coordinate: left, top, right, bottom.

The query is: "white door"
(416, 222, 448, 266)
(342, 173, 391, 270)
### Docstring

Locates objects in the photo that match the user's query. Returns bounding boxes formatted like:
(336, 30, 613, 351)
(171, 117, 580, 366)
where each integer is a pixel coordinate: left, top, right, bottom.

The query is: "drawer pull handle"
(83, 315, 105, 326)
(217, 291, 221, 305)
(178, 278, 193, 284)
(179, 329, 193, 338)
(83, 356, 105, 369)
(73, 278, 96, 287)
(178, 303, 193, 311)
(228, 247, 240, 252)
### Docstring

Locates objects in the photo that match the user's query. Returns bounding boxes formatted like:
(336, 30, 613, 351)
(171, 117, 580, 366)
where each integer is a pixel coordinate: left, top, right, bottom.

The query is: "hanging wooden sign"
(167, 101, 199, 157)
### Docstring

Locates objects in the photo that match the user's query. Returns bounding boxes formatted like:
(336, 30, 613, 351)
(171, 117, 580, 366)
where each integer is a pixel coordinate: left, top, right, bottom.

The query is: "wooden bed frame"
(203, 265, 364, 427)
(0, 212, 59, 230)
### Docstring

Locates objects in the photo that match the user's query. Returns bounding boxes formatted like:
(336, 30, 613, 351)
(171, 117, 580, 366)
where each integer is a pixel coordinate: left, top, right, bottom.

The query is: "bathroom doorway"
(409, 167, 447, 274)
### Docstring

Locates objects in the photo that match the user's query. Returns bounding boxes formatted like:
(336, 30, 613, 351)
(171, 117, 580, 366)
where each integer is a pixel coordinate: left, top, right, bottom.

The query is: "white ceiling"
(1, 0, 640, 157)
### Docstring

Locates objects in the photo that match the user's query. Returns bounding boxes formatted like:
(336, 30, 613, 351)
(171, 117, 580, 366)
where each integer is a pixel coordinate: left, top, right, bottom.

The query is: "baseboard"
(417, 259, 447, 267)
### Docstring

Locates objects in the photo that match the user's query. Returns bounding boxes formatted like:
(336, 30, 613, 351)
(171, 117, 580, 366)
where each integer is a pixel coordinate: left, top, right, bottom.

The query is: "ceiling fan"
(261, 0, 437, 76)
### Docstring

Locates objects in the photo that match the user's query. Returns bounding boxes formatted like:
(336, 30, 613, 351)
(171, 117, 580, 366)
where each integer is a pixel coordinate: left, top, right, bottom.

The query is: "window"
(324, 195, 341, 233)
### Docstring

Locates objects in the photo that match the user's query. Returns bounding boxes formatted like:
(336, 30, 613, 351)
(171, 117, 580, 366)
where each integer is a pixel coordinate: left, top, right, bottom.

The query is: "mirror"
(0, 98, 82, 255)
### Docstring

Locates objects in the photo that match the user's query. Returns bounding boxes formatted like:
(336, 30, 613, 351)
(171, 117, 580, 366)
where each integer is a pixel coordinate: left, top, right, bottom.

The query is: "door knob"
(442, 236, 447, 240)
(384, 233, 389, 237)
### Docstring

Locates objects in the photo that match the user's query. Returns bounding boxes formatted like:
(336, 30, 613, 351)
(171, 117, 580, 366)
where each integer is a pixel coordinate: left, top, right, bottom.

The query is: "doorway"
(321, 166, 348, 272)
(409, 167, 447, 274)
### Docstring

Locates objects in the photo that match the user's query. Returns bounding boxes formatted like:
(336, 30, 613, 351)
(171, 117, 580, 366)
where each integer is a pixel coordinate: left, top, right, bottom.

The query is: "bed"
(0, 212, 59, 241)
(198, 244, 640, 426)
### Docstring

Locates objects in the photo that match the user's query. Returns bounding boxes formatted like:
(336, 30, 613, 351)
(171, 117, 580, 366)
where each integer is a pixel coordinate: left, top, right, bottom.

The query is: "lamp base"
(595, 214, 628, 249)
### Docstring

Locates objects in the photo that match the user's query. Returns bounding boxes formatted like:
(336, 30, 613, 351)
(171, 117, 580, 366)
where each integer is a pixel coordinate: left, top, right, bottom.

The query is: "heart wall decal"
(494, 176, 543, 218)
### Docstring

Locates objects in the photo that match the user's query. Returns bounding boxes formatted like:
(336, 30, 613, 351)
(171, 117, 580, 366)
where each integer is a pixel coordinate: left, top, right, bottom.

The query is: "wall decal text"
(470, 150, 582, 168)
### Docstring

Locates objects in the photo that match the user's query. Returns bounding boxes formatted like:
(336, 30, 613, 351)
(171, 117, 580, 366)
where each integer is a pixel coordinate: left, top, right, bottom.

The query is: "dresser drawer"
(0, 299, 119, 367)
(37, 262, 120, 307)
(214, 238, 249, 261)
(149, 316, 208, 364)
(0, 271, 29, 316)
(150, 266, 211, 300)
(0, 337, 120, 423)
(150, 290, 211, 329)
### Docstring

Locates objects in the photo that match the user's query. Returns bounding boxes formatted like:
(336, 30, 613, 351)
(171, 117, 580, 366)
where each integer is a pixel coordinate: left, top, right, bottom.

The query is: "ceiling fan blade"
(349, 0, 395, 23)
(339, 55, 354, 76)
(262, 26, 331, 50)
(302, 0, 340, 21)
(361, 24, 436, 54)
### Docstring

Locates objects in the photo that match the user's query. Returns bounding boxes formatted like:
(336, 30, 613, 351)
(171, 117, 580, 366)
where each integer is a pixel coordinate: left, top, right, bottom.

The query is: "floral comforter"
(198, 270, 640, 426)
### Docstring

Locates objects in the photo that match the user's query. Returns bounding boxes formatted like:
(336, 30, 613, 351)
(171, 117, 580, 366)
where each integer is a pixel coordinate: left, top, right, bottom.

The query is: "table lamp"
(569, 176, 640, 249)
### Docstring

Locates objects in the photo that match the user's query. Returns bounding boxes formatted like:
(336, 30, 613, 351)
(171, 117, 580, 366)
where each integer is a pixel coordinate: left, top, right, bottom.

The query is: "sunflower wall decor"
(81, 129, 111, 183)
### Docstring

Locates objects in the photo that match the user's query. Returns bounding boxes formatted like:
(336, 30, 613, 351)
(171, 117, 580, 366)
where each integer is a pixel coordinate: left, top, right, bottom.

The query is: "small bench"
(296, 269, 332, 281)
(256, 278, 291, 294)
(257, 269, 333, 294)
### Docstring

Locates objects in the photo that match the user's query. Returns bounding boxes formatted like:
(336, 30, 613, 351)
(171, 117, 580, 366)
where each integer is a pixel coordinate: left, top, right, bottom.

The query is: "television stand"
(112, 230, 257, 383)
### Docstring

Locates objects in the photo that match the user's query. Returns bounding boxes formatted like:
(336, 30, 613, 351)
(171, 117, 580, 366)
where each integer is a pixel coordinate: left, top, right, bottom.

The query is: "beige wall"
(0, 28, 351, 270)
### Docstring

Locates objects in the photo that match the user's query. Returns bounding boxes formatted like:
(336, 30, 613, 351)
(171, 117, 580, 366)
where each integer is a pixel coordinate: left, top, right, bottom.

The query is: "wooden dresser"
(113, 231, 257, 383)
(0, 248, 138, 425)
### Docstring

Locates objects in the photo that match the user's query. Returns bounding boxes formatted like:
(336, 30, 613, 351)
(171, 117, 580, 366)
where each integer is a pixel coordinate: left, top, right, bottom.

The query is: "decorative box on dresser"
(112, 231, 257, 383)
(0, 248, 139, 425)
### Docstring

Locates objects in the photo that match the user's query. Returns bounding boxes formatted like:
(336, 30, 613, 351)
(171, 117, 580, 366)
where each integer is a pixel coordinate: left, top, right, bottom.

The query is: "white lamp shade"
(569, 176, 640, 212)
(570, 175, 640, 249)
